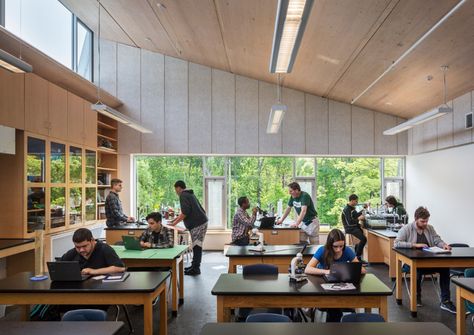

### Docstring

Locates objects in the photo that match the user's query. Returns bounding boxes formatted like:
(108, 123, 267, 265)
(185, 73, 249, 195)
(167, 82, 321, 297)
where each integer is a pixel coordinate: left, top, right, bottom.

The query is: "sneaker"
(184, 265, 193, 271)
(357, 257, 369, 266)
(416, 296, 423, 307)
(440, 300, 456, 314)
(184, 267, 201, 276)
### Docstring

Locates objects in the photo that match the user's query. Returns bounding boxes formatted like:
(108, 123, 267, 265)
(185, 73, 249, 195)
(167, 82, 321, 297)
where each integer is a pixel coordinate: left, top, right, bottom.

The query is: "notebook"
(422, 246, 451, 254)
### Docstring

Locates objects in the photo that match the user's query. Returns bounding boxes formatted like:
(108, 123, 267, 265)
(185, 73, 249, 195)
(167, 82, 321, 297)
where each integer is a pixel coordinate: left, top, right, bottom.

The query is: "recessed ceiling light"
(385, 102, 393, 106)
(427, 75, 433, 81)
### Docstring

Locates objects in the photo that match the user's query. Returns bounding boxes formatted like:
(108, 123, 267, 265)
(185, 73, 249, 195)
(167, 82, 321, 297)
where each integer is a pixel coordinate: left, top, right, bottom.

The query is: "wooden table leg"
(217, 296, 230, 322)
(228, 259, 236, 273)
(160, 285, 168, 335)
(409, 261, 417, 317)
(171, 259, 178, 316)
(396, 255, 402, 304)
(143, 295, 154, 335)
(379, 296, 388, 321)
(20, 305, 29, 321)
(179, 256, 184, 305)
(456, 287, 466, 335)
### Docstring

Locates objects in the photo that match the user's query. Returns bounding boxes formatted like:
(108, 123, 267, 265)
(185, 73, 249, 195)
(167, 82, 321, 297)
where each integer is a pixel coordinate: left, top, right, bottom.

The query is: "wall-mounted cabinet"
(0, 67, 25, 129)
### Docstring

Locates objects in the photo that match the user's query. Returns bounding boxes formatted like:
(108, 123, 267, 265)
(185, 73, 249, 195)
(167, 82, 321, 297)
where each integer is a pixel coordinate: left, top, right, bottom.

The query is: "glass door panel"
(50, 187, 66, 229)
(69, 146, 83, 184)
(27, 187, 45, 233)
(85, 187, 96, 221)
(69, 187, 83, 225)
(27, 137, 46, 183)
(50, 142, 66, 183)
(85, 150, 96, 184)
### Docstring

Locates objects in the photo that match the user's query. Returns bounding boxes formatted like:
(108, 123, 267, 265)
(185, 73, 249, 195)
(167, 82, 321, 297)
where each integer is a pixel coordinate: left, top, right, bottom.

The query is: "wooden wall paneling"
(374, 113, 397, 155)
(0, 68, 24, 129)
(437, 100, 453, 150)
(98, 39, 118, 97)
(83, 100, 97, 148)
(67, 92, 85, 145)
(164, 57, 188, 153)
(305, 94, 328, 155)
(211, 69, 235, 154)
(117, 44, 141, 154)
(48, 83, 68, 141)
(188, 63, 212, 154)
(0, 131, 24, 238)
(281, 88, 305, 154)
(328, 100, 351, 155)
(411, 125, 423, 154)
(351, 106, 374, 155)
(140, 50, 165, 153)
(25, 74, 49, 136)
(235, 75, 259, 154)
(396, 117, 408, 155)
(422, 118, 438, 152)
(453, 92, 472, 146)
(258, 81, 281, 154)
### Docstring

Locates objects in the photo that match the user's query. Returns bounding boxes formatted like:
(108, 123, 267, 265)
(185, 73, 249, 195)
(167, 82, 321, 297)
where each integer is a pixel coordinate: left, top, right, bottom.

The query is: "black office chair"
(341, 312, 385, 322)
(246, 313, 292, 323)
(449, 243, 470, 277)
(62, 309, 107, 321)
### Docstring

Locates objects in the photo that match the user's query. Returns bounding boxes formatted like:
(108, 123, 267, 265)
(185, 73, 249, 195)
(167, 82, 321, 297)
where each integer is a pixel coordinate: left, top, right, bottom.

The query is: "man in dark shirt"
(105, 178, 134, 227)
(61, 228, 125, 275)
(341, 194, 367, 262)
(140, 212, 174, 248)
(169, 180, 208, 276)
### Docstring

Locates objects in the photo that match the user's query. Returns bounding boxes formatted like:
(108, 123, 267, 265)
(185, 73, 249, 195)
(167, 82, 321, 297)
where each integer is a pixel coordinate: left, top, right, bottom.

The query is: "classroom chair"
(246, 313, 292, 323)
(341, 312, 385, 322)
(62, 309, 107, 321)
(449, 243, 470, 277)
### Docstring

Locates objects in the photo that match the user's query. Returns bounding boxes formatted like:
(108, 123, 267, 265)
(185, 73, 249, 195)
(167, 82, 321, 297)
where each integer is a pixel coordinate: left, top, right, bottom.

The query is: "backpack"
(30, 304, 60, 321)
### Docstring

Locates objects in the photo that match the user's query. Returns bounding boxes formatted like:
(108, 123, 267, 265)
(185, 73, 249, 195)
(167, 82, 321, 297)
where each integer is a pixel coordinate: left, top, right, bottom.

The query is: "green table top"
(112, 245, 188, 260)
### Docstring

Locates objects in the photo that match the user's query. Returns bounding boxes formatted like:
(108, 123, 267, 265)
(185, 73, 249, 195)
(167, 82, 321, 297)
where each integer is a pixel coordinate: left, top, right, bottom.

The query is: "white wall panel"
(117, 44, 141, 154)
(212, 69, 235, 154)
(396, 117, 408, 155)
(374, 113, 397, 155)
(282, 88, 305, 154)
(437, 100, 453, 150)
(351, 106, 374, 155)
(164, 57, 188, 153)
(328, 100, 351, 154)
(411, 125, 423, 154)
(453, 92, 472, 146)
(235, 76, 259, 154)
(422, 118, 438, 152)
(141, 50, 165, 153)
(99, 39, 117, 97)
(258, 81, 281, 154)
(189, 63, 212, 153)
(305, 94, 328, 154)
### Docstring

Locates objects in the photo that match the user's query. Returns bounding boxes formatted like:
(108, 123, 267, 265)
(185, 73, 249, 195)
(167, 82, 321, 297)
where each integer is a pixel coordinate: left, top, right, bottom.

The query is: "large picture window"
(135, 156, 404, 229)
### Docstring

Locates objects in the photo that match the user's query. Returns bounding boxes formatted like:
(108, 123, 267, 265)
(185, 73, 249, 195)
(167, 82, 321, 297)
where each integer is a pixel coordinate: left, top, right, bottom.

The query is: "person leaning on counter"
(276, 182, 320, 244)
(105, 178, 135, 227)
(385, 195, 407, 219)
(140, 212, 174, 248)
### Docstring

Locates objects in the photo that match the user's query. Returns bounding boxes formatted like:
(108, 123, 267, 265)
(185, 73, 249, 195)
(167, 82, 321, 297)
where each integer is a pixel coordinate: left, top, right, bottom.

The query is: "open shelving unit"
(97, 114, 118, 220)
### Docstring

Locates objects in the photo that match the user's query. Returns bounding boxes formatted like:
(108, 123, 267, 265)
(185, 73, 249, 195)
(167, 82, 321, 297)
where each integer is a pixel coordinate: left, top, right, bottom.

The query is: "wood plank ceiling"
(60, 0, 474, 118)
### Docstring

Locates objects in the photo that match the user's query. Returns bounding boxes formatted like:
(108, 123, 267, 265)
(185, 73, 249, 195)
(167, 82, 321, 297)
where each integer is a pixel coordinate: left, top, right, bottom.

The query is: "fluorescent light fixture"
(383, 106, 452, 135)
(269, 0, 314, 73)
(91, 103, 152, 134)
(0, 48, 33, 73)
(267, 104, 287, 134)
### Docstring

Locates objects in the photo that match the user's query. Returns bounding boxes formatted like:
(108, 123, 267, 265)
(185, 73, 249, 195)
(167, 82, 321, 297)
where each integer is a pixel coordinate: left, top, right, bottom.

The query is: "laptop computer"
(122, 235, 143, 250)
(323, 262, 362, 284)
(47, 261, 90, 282)
(259, 216, 276, 229)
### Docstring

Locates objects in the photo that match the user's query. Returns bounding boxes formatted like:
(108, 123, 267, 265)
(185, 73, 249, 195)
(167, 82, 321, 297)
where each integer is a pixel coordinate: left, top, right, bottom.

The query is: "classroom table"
(4, 321, 124, 335)
(200, 322, 454, 335)
(104, 224, 148, 245)
(363, 229, 397, 278)
(258, 227, 300, 245)
(0, 239, 35, 276)
(226, 244, 319, 273)
(112, 244, 188, 316)
(453, 277, 474, 335)
(0, 271, 169, 335)
(394, 247, 474, 317)
(211, 273, 392, 322)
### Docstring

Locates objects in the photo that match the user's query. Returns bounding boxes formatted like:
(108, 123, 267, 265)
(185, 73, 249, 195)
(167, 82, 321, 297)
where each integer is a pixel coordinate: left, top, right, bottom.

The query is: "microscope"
(289, 252, 307, 282)
(249, 228, 265, 252)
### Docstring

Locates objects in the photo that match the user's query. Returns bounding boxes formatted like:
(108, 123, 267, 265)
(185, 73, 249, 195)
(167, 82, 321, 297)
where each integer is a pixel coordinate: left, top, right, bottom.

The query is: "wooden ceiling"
(60, 0, 474, 118)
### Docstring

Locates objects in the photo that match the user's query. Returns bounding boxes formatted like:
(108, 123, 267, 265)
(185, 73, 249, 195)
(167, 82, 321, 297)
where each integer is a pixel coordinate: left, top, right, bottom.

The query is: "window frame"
(0, 0, 5, 27)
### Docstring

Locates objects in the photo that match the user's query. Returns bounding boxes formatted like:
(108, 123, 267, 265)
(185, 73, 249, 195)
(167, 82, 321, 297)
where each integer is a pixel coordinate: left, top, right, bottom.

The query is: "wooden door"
(0, 68, 25, 129)
(48, 83, 68, 141)
(67, 92, 84, 145)
(83, 100, 97, 148)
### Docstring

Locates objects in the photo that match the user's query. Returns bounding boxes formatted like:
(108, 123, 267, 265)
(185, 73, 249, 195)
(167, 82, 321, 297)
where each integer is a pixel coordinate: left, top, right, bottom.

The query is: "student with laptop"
(139, 212, 174, 248)
(305, 229, 365, 322)
(61, 228, 125, 275)
(394, 206, 456, 313)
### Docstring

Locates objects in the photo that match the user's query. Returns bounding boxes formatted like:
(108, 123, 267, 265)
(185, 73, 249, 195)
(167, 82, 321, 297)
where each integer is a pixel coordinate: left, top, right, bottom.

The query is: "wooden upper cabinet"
(0, 68, 25, 130)
(25, 74, 49, 136)
(48, 83, 68, 140)
(83, 100, 97, 148)
(67, 92, 84, 145)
